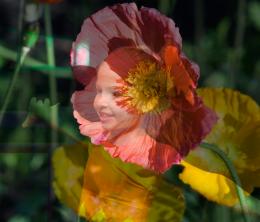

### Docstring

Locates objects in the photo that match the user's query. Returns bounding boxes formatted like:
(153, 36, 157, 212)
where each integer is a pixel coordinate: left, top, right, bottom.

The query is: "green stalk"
(0, 0, 26, 128)
(158, 0, 176, 15)
(77, 215, 87, 222)
(44, 4, 58, 147)
(18, 0, 25, 42)
(200, 142, 250, 222)
(0, 44, 71, 78)
(0, 47, 30, 127)
(44, 5, 58, 221)
(230, 0, 246, 87)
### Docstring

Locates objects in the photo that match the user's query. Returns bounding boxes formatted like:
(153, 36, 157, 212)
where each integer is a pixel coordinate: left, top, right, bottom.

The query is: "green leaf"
(249, 1, 260, 30)
(22, 97, 59, 128)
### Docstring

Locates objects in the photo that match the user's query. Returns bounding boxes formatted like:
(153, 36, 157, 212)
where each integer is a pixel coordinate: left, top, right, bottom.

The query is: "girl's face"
(93, 62, 139, 133)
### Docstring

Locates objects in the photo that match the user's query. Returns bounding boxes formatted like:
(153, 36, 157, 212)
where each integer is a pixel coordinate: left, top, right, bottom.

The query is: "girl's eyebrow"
(108, 86, 119, 91)
(95, 84, 118, 90)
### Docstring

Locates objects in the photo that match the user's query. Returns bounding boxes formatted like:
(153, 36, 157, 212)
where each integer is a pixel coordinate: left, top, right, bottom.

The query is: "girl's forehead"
(96, 61, 122, 84)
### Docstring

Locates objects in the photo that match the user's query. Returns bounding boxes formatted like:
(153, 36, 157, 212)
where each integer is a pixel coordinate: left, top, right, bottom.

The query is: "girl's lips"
(99, 112, 114, 122)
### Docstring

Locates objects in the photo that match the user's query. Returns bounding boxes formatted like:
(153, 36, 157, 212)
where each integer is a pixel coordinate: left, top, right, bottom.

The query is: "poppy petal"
(71, 3, 216, 173)
(161, 45, 196, 105)
(52, 143, 185, 221)
(180, 88, 260, 205)
(52, 143, 88, 213)
(139, 6, 182, 53)
(105, 47, 157, 79)
(71, 3, 183, 69)
(71, 3, 142, 69)
(179, 161, 249, 206)
(153, 104, 218, 157)
(80, 144, 185, 221)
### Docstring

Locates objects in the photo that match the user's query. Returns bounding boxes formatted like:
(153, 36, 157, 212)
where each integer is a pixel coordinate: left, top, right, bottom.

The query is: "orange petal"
(162, 45, 180, 68)
(80, 144, 185, 221)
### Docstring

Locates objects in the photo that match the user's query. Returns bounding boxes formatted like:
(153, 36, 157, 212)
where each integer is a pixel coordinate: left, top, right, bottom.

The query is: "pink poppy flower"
(71, 3, 217, 173)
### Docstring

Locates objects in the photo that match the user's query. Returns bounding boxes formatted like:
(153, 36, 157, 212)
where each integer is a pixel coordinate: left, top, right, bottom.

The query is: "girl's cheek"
(93, 95, 100, 111)
(93, 93, 112, 110)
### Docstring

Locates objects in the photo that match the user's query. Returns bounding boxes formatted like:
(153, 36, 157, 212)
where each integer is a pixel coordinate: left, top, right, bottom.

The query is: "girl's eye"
(112, 91, 121, 97)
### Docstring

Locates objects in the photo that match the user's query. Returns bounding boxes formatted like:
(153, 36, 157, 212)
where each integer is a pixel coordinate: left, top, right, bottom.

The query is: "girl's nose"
(94, 93, 109, 110)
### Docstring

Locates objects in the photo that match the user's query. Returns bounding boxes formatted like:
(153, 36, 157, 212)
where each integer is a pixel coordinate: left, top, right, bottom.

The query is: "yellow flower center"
(121, 61, 174, 114)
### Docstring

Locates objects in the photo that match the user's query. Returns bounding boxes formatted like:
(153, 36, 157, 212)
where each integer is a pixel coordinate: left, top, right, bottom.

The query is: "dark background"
(0, 0, 259, 221)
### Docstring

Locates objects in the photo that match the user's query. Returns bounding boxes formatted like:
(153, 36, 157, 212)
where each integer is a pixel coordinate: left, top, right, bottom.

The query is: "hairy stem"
(200, 142, 250, 222)
(44, 4, 58, 147)
(0, 47, 30, 127)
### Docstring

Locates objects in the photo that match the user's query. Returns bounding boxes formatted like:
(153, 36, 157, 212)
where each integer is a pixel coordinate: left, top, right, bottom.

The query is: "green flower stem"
(230, 0, 246, 87)
(44, 5, 58, 221)
(77, 215, 87, 222)
(18, 0, 25, 42)
(0, 44, 71, 78)
(49, 121, 82, 145)
(0, 46, 30, 127)
(29, 111, 83, 144)
(44, 4, 58, 147)
(200, 142, 250, 222)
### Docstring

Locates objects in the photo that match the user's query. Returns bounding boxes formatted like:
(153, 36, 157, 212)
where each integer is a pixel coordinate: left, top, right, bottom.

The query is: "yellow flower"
(52, 142, 185, 221)
(179, 161, 249, 206)
(179, 88, 260, 206)
(122, 60, 174, 114)
(52, 142, 88, 212)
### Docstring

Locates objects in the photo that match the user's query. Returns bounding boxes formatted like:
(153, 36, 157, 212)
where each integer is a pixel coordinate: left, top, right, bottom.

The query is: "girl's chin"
(101, 123, 125, 136)
(100, 122, 115, 131)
